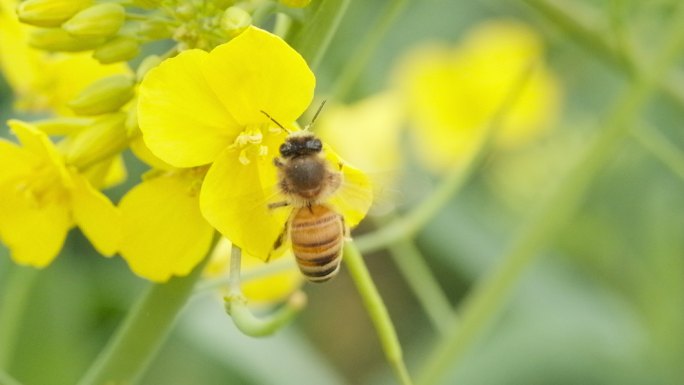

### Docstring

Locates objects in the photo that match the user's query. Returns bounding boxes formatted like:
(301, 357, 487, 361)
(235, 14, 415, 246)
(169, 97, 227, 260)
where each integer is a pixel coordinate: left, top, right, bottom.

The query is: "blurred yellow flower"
(205, 238, 303, 306)
(316, 92, 404, 174)
(0, 0, 129, 114)
(138, 26, 372, 263)
(395, 19, 561, 172)
(0, 120, 119, 267)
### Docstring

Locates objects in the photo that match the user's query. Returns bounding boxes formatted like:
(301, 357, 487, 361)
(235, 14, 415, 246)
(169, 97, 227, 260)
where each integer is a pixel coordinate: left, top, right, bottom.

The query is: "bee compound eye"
(308, 138, 322, 152)
(280, 142, 292, 156)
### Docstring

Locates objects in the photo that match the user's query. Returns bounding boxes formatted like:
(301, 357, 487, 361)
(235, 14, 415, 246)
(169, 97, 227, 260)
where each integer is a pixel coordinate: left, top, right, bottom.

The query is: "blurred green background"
(1, 0, 684, 384)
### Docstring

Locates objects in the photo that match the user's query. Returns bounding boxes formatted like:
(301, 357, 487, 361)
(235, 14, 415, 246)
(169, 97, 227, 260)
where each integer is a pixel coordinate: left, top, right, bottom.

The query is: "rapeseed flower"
(395, 20, 561, 172)
(0, 120, 119, 267)
(138, 26, 372, 265)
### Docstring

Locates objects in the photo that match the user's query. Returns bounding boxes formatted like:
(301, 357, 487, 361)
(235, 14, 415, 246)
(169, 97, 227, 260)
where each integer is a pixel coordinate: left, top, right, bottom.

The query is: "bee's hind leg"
(267, 221, 289, 262)
(268, 201, 290, 210)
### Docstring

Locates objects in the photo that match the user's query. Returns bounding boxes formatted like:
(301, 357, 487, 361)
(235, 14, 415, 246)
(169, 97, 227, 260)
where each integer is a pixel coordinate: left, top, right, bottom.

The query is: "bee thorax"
(284, 157, 326, 190)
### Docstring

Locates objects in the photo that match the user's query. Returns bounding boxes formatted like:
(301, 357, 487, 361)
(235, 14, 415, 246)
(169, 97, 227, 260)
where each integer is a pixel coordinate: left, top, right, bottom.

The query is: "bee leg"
(267, 221, 289, 262)
(274, 158, 285, 168)
(307, 202, 313, 213)
(337, 161, 344, 171)
(341, 215, 351, 240)
(268, 201, 290, 210)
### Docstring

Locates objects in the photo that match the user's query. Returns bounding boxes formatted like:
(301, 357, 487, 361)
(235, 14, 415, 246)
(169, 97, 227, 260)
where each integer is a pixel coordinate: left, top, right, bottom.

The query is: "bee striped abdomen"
(291, 205, 344, 282)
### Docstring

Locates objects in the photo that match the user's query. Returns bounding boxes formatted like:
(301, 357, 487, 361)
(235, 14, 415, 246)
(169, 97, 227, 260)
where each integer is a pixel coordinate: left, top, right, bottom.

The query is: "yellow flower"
(138, 26, 372, 263)
(205, 238, 303, 306)
(395, 19, 561, 172)
(0, 0, 129, 114)
(0, 120, 119, 267)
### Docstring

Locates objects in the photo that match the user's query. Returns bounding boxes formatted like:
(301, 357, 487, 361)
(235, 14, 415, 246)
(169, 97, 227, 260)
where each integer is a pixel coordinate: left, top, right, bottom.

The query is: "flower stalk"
(76, 252, 212, 385)
(223, 245, 307, 337)
(344, 241, 414, 385)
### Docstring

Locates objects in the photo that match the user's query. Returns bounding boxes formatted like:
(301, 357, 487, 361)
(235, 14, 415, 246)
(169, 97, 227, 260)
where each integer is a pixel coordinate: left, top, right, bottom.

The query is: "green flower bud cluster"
(19, 0, 138, 63)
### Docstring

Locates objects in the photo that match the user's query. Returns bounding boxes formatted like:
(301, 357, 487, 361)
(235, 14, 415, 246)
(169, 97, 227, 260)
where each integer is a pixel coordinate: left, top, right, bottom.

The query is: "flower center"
(17, 164, 69, 208)
(230, 124, 280, 165)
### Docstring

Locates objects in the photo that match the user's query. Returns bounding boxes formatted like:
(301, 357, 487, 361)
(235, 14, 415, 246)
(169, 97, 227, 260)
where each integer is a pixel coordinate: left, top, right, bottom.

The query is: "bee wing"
(322, 145, 374, 228)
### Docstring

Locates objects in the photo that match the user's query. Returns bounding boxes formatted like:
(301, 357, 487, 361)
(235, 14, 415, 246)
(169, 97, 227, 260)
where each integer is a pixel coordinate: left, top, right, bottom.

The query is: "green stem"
(0, 266, 39, 370)
(225, 291, 307, 337)
(417, 4, 684, 384)
(344, 242, 414, 385)
(0, 369, 22, 385)
(76, 256, 211, 385)
(223, 245, 306, 337)
(631, 125, 684, 181)
(383, 220, 454, 335)
(330, 0, 408, 99)
(291, 0, 351, 71)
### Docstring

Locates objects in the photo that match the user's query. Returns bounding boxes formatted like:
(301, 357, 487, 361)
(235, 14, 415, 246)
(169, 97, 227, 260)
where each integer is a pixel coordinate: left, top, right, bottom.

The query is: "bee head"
(280, 134, 322, 158)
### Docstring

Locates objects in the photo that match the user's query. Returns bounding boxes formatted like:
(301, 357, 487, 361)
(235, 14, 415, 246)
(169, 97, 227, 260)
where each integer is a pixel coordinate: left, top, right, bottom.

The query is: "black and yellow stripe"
(291, 205, 344, 282)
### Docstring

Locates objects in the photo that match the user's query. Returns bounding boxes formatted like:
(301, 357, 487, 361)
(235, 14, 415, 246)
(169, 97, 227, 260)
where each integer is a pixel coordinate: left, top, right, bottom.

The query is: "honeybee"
(263, 106, 352, 283)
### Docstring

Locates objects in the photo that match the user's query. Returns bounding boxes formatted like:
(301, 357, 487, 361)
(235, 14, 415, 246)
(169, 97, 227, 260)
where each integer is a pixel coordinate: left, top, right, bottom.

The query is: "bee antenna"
(261, 110, 291, 134)
(305, 100, 327, 131)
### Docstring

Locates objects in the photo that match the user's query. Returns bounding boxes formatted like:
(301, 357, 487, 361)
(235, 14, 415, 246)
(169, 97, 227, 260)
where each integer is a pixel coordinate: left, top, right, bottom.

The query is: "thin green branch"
(76, 255, 212, 385)
(417, 3, 684, 384)
(0, 267, 39, 370)
(0, 369, 23, 385)
(344, 242, 413, 385)
(383, 220, 454, 335)
(223, 245, 306, 337)
(330, 0, 409, 99)
(291, 0, 351, 71)
(632, 125, 684, 181)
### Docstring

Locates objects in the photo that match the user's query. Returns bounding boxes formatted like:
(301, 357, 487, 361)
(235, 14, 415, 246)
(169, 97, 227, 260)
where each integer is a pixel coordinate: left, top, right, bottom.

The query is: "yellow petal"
(119, 172, 215, 282)
(0, 139, 39, 183)
(138, 49, 239, 167)
(0, 185, 71, 267)
(199, 137, 290, 261)
(204, 26, 315, 126)
(129, 135, 173, 170)
(70, 171, 120, 256)
(8, 120, 72, 186)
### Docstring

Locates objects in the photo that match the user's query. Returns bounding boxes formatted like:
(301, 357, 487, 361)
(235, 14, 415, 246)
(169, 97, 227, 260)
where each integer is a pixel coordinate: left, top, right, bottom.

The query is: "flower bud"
(93, 36, 140, 64)
(65, 113, 128, 168)
(279, 0, 311, 7)
(63, 3, 126, 38)
(68, 75, 136, 116)
(221, 7, 251, 37)
(17, 0, 92, 27)
(132, 0, 162, 9)
(33, 117, 93, 135)
(29, 27, 105, 51)
(138, 19, 172, 40)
